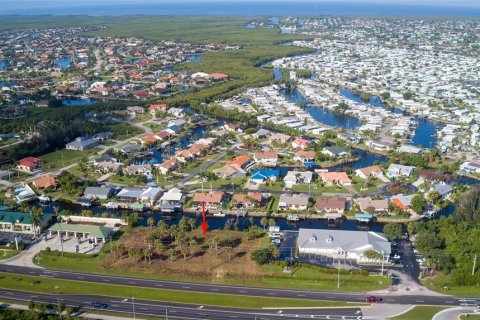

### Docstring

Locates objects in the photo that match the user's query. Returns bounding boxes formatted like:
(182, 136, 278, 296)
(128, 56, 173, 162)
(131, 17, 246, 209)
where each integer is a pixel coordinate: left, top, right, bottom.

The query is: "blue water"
(329, 149, 387, 171)
(0, 81, 16, 87)
(5, 1, 480, 16)
(0, 60, 7, 71)
(62, 98, 97, 106)
(412, 119, 438, 148)
(189, 54, 202, 62)
(274, 68, 283, 80)
(305, 106, 362, 130)
(54, 56, 72, 69)
(340, 88, 440, 148)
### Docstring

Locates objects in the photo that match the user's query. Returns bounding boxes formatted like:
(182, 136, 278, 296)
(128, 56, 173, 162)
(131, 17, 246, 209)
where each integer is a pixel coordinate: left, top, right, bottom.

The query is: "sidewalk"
(361, 304, 414, 319)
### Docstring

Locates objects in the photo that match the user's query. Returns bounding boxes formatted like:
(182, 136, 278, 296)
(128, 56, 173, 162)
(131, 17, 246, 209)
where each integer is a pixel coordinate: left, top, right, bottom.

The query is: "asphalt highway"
(0, 265, 478, 308)
(0, 289, 364, 320)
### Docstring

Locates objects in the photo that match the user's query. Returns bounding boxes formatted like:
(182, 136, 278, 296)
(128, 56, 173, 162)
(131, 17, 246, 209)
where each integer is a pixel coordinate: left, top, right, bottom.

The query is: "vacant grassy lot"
(388, 306, 447, 320)
(40, 148, 101, 172)
(0, 249, 18, 260)
(0, 272, 354, 308)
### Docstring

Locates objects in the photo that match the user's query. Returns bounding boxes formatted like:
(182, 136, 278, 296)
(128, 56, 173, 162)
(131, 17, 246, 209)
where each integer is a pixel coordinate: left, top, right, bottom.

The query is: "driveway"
(433, 307, 479, 320)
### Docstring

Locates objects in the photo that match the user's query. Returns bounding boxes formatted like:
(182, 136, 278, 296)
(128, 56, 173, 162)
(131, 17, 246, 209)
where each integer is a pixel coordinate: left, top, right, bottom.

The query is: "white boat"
(287, 214, 300, 222)
(105, 202, 119, 209)
(38, 195, 51, 203)
(213, 212, 226, 217)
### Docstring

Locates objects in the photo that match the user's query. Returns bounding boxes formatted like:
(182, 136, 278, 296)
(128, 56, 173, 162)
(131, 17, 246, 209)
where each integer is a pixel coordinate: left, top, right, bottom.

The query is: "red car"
(366, 296, 382, 303)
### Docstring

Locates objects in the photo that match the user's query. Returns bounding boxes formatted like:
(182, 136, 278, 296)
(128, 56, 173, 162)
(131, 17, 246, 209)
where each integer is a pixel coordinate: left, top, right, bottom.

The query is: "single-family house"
(124, 164, 152, 176)
(291, 138, 311, 150)
(159, 188, 183, 213)
(355, 165, 383, 179)
(213, 165, 246, 179)
(390, 194, 416, 211)
(32, 175, 57, 190)
(192, 191, 225, 210)
(283, 171, 313, 189)
(84, 186, 115, 200)
(250, 169, 280, 184)
(387, 164, 415, 178)
(227, 155, 253, 170)
(322, 146, 350, 158)
(278, 194, 309, 211)
(232, 192, 265, 209)
(293, 150, 316, 163)
(254, 152, 278, 167)
(66, 137, 97, 151)
(315, 196, 347, 214)
(319, 172, 352, 186)
(356, 197, 389, 213)
(17, 157, 41, 173)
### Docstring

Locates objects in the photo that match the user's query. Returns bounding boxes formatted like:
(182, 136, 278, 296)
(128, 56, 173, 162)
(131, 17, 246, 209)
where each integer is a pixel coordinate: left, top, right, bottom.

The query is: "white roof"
(160, 188, 183, 201)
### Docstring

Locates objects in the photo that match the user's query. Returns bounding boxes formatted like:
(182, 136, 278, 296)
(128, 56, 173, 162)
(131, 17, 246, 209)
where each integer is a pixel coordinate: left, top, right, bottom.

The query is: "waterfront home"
(297, 229, 391, 262)
(253, 129, 272, 139)
(84, 186, 115, 200)
(192, 191, 225, 210)
(315, 196, 347, 214)
(232, 192, 265, 209)
(250, 169, 280, 184)
(386, 164, 415, 178)
(120, 144, 142, 155)
(460, 161, 480, 174)
(17, 156, 41, 173)
(126, 106, 145, 117)
(278, 194, 309, 211)
(213, 165, 246, 179)
(124, 164, 152, 176)
(157, 158, 180, 175)
(355, 165, 383, 180)
(291, 138, 311, 150)
(319, 172, 352, 186)
(93, 132, 114, 142)
(32, 175, 57, 190)
(116, 187, 162, 206)
(254, 152, 278, 167)
(158, 188, 183, 213)
(390, 194, 416, 212)
(227, 155, 253, 170)
(356, 197, 389, 213)
(293, 150, 316, 163)
(283, 171, 313, 189)
(321, 146, 350, 158)
(398, 145, 424, 155)
(66, 137, 97, 151)
(0, 211, 53, 235)
(365, 140, 392, 151)
(167, 107, 184, 117)
(432, 182, 453, 199)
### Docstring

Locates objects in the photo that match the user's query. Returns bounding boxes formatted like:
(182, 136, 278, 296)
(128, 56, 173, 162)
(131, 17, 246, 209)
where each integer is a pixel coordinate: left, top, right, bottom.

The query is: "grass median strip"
(388, 306, 448, 320)
(0, 273, 363, 309)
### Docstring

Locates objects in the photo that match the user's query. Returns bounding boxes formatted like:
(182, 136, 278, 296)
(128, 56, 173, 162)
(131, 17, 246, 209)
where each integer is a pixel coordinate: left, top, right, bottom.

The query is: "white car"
(474, 308, 480, 313)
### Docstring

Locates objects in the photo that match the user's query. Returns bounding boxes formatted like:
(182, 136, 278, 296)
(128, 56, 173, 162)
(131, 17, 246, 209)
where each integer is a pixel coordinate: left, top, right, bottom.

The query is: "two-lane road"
(0, 265, 476, 307)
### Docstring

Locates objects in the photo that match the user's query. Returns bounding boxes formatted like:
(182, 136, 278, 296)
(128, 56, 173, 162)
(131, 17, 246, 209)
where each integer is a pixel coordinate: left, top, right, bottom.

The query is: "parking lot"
(0, 231, 35, 247)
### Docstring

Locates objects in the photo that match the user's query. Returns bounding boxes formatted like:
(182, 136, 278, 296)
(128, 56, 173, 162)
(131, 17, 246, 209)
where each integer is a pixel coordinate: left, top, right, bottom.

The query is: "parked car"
(366, 296, 382, 303)
(473, 307, 480, 313)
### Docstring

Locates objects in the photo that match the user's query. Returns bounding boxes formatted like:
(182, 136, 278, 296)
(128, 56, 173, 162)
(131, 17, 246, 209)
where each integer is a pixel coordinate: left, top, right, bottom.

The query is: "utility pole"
(473, 254, 477, 276)
(165, 308, 168, 320)
(132, 297, 136, 319)
(381, 250, 385, 276)
(337, 259, 340, 289)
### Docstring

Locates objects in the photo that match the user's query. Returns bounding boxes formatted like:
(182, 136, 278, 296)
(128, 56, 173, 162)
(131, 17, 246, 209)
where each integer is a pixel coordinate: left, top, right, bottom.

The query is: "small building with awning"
(48, 223, 114, 244)
(0, 211, 53, 234)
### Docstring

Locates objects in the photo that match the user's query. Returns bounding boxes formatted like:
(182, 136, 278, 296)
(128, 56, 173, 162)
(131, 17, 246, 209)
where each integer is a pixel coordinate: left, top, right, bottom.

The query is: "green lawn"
(0, 272, 357, 309)
(422, 273, 480, 297)
(0, 249, 18, 260)
(388, 306, 447, 320)
(108, 175, 147, 187)
(460, 315, 480, 320)
(40, 148, 101, 172)
(35, 251, 387, 293)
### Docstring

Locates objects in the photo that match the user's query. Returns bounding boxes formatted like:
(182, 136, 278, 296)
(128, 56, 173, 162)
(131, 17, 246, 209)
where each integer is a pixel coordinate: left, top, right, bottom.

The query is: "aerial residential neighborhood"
(0, 2, 479, 320)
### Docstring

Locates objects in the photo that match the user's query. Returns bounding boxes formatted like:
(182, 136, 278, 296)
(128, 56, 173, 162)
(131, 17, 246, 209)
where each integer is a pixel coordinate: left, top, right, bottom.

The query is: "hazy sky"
(6, 0, 480, 7)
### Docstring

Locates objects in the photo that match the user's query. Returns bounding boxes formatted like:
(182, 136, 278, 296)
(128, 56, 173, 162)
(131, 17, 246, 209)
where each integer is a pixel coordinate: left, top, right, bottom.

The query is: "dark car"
(366, 296, 382, 303)
(91, 303, 108, 309)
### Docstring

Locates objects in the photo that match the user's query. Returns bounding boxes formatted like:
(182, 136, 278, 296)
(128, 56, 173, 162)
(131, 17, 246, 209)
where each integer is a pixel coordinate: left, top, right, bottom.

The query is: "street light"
(381, 250, 385, 276)
(337, 259, 340, 289)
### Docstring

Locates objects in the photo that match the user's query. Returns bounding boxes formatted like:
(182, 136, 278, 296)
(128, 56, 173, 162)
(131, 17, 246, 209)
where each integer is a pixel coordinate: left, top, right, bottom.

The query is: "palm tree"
(225, 246, 234, 261)
(260, 217, 268, 230)
(147, 217, 155, 227)
(154, 240, 164, 261)
(143, 248, 153, 264)
(56, 301, 66, 319)
(268, 218, 276, 228)
(209, 237, 219, 255)
(167, 248, 176, 262)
